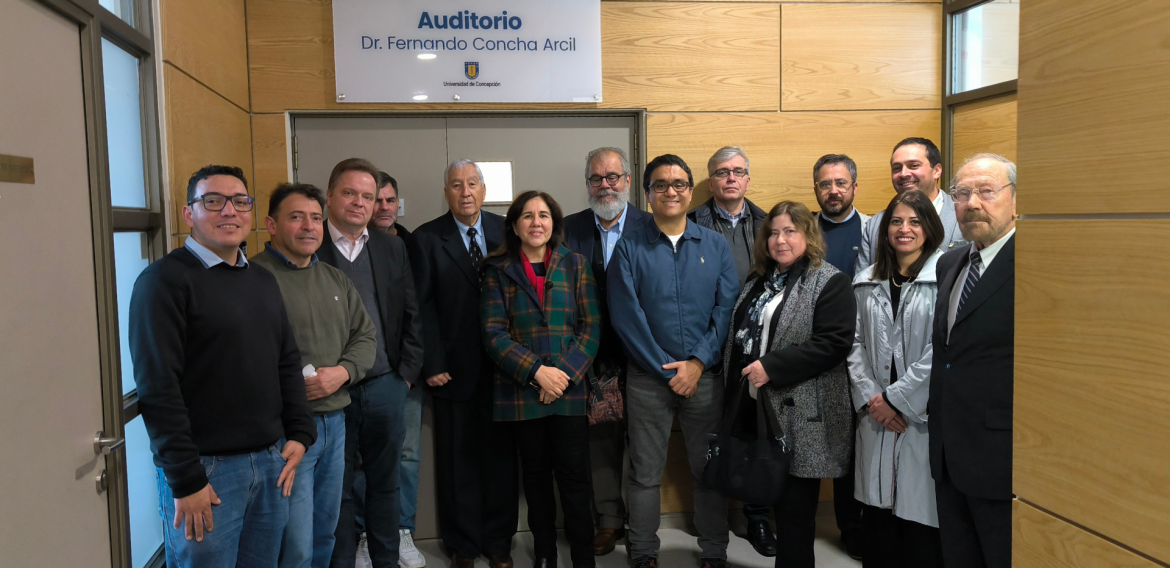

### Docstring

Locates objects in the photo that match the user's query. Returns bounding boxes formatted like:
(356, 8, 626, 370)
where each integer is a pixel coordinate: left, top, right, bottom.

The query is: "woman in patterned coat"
(481, 190, 601, 568)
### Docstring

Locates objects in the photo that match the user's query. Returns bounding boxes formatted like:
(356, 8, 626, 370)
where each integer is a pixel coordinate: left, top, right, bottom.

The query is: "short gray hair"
(952, 153, 1017, 195)
(444, 159, 485, 187)
(584, 147, 630, 177)
(707, 146, 750, 176)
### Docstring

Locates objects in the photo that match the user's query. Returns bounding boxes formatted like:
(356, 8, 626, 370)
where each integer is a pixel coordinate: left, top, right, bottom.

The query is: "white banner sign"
(332, 0, 602, 103)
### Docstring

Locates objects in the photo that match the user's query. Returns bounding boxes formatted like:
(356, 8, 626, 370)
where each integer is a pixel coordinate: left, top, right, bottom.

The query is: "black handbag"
(703, 381, 792, 505)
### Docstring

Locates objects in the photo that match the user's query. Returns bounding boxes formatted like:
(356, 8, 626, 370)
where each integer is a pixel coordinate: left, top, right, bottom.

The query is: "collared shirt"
(607, 220, 739, 380)
(594, 203, 630, 269)
(932, 190, 946, 215)
(819, 207, 858, 224)
(263, 242, 318, 269)
(947, 227, 1016, 342)
(453, 213, 487, 254)
(327, 221, 369, 262)
(714, 201, 750, 228)
(184, 235, 248, 269)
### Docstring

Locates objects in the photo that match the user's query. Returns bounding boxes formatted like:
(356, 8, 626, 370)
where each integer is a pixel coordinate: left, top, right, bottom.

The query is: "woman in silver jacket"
(847, 190, 945, 567)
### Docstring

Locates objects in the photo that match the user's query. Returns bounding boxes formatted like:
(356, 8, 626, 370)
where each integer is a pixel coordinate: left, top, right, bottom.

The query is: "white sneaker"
(356, 532, 373, 568)
(398, 529, 426, 568)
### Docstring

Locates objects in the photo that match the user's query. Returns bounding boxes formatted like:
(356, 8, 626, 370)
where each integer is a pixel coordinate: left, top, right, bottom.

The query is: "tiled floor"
(411, 504, 861, 568)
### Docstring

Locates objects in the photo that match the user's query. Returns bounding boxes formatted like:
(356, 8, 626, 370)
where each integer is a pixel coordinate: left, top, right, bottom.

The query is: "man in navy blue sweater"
(130, 165, 316, 568)
(608, 154, 738, 568)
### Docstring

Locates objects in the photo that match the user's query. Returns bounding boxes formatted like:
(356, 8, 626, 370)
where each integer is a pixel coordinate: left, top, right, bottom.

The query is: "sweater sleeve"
(395, 239, 425, 385)
(338, 276, 377, 387)
(129, 268, 206, 498)
(276, 302, 317, 449)
(760, 272, 857, 389)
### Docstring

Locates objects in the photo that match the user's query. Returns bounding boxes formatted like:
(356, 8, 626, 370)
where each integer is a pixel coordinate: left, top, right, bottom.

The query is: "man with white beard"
(563, 147, 653, 555)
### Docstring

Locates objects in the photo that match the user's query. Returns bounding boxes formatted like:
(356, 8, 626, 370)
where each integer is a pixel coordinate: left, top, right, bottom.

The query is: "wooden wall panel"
(648, 110, 939, 216)
(1015, 219, 1170, 562)
(251, 114, 290, 228)
(160, 0, 250, 110)
(1017, 0, 1170, 215)
(600, 3, 779, 112)
(782, 4, 941, 111)
(952, 93, 1017, 173)
(164, 64, 254, 235)
(1014, 501, 1161, 567)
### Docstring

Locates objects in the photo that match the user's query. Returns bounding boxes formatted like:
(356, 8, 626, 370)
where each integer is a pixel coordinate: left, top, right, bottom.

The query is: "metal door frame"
(29, 0, 166, 566)
(289, 109, 649, 211)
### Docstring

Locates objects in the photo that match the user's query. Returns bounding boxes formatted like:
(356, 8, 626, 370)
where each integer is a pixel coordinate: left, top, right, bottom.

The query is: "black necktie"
(957, 249, 983, 313)
(467, 227, 484, 281)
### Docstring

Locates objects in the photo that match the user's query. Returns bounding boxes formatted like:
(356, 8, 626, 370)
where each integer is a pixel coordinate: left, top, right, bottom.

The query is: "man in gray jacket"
(855, 138, 967, 275)
(687, 146, 767, 288)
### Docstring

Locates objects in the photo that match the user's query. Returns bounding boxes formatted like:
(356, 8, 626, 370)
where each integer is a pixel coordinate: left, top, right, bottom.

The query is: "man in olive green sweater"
(251, 182, 377, 568)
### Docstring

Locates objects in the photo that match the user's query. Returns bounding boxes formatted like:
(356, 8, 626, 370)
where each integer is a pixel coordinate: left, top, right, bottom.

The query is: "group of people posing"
(130, 136, 1017, 568)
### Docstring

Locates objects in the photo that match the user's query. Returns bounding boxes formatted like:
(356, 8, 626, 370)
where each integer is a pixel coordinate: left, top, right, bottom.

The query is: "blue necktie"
(957, 249, 983, 314)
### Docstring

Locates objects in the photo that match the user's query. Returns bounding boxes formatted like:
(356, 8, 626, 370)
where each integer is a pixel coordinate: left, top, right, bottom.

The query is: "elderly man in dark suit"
(929, 153, 1017, 568)
(317, 158, 424, 568)
(412, 159, 514, 568)
(563, 147, 653, 556)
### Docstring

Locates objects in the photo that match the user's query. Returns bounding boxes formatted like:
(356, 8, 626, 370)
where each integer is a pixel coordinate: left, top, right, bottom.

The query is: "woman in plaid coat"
(481, 190, 601, 568)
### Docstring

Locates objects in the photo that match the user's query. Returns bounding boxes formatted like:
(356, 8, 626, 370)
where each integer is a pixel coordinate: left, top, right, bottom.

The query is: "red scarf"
(520, 247, 553, 306)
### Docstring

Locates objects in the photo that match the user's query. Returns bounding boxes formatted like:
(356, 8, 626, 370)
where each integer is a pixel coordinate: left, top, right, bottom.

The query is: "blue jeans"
(157, 440, 289, 568)
(331, 372, 409, 568)
(281, 411, 346, 568)
(399, 381, 424, 532)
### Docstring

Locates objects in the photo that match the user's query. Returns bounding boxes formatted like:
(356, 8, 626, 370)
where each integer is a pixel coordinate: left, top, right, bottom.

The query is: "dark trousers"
(934, 470, 1011, 568)
(330, 373, 408, 568)
(480, 415, 520, 557)
(514, 415, 595, 568)
(833, 418, 864, 538)
(772, 476, 823, 568)
(860, 505, 944, 568)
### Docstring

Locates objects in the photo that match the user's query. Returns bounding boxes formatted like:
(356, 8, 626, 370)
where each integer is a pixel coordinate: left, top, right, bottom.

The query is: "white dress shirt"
(947, 227, 1015, 342)
(327, 221, 370, 262)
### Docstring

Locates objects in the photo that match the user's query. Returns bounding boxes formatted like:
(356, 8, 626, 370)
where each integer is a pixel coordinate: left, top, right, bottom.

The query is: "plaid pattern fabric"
(481, 245, 601, 421)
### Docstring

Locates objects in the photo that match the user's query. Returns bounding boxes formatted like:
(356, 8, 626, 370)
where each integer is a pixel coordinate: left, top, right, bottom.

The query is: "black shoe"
(746, 519, 778, 557)
(699, 558, 727, 568)
(632, 555, 658, 568)
(842, 529, 864, 560)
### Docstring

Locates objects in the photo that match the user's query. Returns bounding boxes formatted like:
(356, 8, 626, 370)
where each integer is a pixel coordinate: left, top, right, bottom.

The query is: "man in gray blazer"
(854, 138, 967, 274)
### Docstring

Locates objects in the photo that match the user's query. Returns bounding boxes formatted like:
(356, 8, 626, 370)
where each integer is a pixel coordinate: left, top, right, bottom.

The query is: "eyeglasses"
(189, 192, 255, 212)
(816, 178, 854, 192)
(711, 168, 748, 180)
(587, 173, 625, 187)
(649, 180, 693, 193)
(951, 183, 1014, 203)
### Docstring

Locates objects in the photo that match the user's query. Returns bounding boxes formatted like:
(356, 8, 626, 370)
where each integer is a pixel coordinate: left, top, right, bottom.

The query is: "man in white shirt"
(855, 138, 967, 274)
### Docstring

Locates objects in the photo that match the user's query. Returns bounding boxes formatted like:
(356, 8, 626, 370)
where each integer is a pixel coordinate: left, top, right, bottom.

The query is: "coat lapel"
(935, 249, 965, 340)
(953, 236, 1014, 327)
(440, 213, 480, 286)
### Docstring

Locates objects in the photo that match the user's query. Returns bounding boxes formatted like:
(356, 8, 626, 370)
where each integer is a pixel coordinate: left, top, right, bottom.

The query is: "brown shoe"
(593, 527, 626, 556)
(451, 554, 475, 568)
(487, 553, 514, 568)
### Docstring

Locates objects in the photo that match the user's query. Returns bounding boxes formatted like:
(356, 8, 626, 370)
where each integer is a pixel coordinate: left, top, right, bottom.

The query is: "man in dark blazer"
(563, 147, 653, 555)
(318, 158, 425, 568)
(929, 153, 1018, 568)
(411, 159, 513, 568)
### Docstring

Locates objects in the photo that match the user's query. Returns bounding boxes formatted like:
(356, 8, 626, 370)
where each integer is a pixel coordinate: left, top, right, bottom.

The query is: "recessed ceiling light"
(413, 95, 428, 101)
(418, 53, 437, 60)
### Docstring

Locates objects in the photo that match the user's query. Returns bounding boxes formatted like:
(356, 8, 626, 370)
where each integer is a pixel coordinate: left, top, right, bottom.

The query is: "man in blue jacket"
(608, 154, 738, 568)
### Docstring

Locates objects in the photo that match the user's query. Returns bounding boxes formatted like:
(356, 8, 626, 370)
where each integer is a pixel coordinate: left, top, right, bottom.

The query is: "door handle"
(94, 431, 126, 455)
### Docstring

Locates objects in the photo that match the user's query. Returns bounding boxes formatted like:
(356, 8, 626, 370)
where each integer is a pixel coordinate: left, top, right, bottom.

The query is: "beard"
(589, 189, 628, 221)
(960, 211, 1011, 243)
(818, 194, 854, 217)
